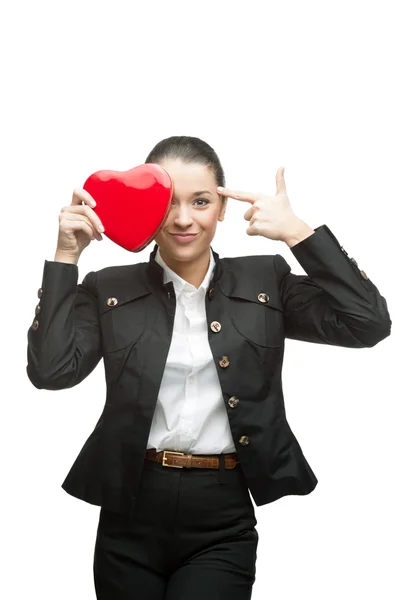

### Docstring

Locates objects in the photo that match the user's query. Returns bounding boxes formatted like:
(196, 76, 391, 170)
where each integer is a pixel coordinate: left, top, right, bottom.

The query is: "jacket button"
(31, 319, 39, 331)
(228, 396, 239, 408)
(258, 293, 269, 303)
(106, 297, 118, 307)
(219, 355, 230, 368)
(360, 270, 368, 280)
(35, 304, 41, 315)
(239, 435, 250, 446)
(37, 288, 43, 298)
(350, 257, 358, 267)
(208, 287, 215, 299)
(210, 321, 222, 333)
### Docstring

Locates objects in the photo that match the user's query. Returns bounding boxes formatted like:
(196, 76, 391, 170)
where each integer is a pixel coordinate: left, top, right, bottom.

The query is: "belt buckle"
(162, 450, 185, 468)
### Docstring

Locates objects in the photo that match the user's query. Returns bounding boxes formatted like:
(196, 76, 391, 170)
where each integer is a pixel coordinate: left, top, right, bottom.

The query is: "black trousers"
(93, 453, 259, 599)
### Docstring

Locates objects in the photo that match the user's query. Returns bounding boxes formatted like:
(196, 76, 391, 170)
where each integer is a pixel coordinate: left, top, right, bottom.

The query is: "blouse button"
(210, 321, 222, 333)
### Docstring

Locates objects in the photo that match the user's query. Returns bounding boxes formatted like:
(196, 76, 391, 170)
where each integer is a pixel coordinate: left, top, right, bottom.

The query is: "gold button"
(208, 287, 215, 299)
(228, 396, 239, 408)
(258, 293, 269, 303)
(37, 288, 43, 298)
(239, 435, 250, 446)
(219, 355, 230, 368)
(35, 304, 41, 315)
(31, 320, 39, 331)
(210, 321, 222, 333)
(106, 297, 118, 307)
(360, 270, 368, 280)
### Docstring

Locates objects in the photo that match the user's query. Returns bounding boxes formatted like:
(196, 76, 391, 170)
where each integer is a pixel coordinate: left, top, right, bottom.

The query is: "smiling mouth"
(170, 233, 198, 237)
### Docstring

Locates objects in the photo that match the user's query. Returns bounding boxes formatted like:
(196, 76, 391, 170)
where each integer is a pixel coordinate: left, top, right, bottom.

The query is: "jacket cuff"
(29, 260, 79, 331)
(41, 259, 79, 291)
(289, 224, 370, 286)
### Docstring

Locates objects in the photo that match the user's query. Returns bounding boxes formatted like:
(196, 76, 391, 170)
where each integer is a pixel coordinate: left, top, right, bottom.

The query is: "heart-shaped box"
(83, 163, 173, 252)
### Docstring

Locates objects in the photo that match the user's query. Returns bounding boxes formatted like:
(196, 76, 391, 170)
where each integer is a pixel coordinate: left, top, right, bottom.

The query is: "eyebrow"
(191, 190, 212, 197)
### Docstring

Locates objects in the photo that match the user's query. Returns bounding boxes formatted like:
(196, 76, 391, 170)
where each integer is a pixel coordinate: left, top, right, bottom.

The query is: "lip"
(169, 233, 198, 243)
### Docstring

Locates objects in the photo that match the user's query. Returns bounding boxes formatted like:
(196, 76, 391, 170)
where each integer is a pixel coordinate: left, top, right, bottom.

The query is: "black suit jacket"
(26, 224, 391, 518)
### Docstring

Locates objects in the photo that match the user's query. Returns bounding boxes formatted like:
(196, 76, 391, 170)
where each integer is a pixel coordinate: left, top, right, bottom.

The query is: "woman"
(27, 136, 391, 599)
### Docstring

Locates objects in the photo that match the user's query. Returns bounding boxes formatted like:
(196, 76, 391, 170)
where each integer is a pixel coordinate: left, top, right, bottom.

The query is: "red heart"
(83, 164, 173, 252)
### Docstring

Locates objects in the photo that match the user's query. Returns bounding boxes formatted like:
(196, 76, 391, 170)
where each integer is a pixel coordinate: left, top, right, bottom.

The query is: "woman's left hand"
(217, 167, 312, 244)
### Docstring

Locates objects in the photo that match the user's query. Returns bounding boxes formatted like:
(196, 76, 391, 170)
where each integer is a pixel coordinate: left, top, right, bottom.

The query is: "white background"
(1, 0, 397, 598)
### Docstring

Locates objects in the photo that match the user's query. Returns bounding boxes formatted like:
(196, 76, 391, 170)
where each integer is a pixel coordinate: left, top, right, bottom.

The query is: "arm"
(26, 260, 102, 390)
(274, 224, 391, 347)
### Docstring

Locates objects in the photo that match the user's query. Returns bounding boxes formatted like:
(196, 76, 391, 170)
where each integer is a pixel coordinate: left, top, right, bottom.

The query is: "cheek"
(160, 214, 173, 231)
(204, 210, 220, 230)
(199, 206, 220, 225)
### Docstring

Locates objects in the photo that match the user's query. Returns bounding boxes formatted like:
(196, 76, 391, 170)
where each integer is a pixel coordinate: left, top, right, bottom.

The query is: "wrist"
(282, 220, 315, 248)
(54, 250, 79, 265)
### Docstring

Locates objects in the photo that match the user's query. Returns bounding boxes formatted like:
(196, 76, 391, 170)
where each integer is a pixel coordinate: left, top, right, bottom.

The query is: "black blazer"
(26, 224, 391, 519)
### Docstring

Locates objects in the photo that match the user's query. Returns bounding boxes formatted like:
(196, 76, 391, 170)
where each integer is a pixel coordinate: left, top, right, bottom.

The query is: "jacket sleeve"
(26, 260, 103, 390)
(274, 224, 392, 348)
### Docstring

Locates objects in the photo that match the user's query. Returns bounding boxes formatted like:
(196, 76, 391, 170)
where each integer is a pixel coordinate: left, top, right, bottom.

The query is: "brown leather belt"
(145, 448, 239, 469)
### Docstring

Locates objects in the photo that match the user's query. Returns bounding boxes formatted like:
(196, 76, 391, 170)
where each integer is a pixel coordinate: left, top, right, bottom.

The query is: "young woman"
(27, 136, 391, 599)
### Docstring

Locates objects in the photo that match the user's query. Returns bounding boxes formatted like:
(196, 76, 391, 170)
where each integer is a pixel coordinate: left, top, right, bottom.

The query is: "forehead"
(158, 158, 215, 191)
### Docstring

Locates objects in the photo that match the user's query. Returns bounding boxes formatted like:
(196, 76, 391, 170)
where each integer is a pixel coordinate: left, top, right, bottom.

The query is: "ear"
(218, 197, 228, 222)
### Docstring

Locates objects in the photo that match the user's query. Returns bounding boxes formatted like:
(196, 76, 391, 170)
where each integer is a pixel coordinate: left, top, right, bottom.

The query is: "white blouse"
(146, 246, 236, 455)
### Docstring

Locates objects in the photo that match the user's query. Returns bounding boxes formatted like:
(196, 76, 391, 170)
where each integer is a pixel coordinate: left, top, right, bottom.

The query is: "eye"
(194, 198, 210, 206)
(171, 198, 210, 206)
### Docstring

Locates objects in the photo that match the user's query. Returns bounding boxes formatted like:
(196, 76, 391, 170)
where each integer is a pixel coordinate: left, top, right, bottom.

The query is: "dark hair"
(145, 136, 226, 203)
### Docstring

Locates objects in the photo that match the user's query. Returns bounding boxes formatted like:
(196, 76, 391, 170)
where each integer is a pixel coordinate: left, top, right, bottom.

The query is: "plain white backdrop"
(1, 0, 397, 598)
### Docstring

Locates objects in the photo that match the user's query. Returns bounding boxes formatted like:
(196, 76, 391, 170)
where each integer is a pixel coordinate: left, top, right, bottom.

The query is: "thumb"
(275, 167, 287, 196)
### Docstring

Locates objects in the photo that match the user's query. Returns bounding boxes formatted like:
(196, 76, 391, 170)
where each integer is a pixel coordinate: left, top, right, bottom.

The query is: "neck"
(159, 247, 211, 289)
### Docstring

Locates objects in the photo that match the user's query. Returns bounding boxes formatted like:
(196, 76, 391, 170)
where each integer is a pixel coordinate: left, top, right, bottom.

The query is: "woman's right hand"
(54, 188, 105, 263)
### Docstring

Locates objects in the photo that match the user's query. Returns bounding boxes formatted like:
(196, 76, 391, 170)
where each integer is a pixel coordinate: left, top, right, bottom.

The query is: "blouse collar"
(154, 245, 215, 299)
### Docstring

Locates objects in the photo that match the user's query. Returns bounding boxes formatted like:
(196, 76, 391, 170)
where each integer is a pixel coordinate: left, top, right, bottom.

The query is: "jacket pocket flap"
(220, 287, 283, 312)
(99, 290, 152, 316)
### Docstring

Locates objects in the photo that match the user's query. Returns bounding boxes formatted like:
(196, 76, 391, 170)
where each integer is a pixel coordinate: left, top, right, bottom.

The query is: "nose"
(173, 203, 194, 228)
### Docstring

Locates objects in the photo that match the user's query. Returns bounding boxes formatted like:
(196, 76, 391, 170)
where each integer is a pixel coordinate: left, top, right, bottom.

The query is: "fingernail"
(98, 224, 104, 232)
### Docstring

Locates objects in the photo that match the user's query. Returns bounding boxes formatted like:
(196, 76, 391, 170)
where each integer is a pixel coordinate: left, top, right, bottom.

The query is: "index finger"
(216, 186, 256, 204)
(72, 187, 96, 207)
